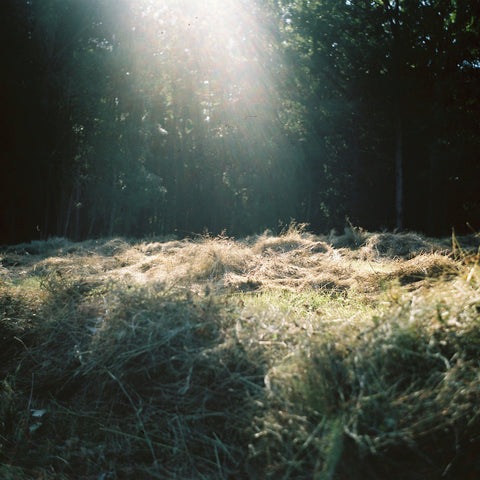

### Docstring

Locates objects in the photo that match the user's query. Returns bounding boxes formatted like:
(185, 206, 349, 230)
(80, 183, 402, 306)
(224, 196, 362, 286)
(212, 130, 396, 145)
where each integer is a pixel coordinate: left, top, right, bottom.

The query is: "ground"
(1, 226, 479, 479)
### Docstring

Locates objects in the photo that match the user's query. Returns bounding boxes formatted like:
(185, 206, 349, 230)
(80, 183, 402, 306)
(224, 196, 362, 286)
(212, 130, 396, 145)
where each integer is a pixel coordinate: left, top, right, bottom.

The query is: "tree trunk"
(108, 203, 117, 237)
(63, 189, 74, 238)
(427, 144, 435, 234)
(350, 128, 361, 225)
(395, 114, 403, 230)
(383, 0, 404, 231)
(74, 177, 81, 240)
(87, 211, 97, 238)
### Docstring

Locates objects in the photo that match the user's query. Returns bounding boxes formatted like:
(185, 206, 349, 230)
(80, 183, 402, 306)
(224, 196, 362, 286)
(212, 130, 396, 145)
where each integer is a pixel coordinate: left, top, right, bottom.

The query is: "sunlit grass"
(1, 228, 479, 478)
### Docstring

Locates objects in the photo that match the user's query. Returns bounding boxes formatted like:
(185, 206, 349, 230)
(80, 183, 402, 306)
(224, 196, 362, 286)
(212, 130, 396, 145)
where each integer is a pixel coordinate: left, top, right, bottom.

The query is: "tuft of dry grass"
(360, 231, 450, 260)
(1, 226, 480, 479)
(1, 282, 265, 479)
(249, 273, 480, 479)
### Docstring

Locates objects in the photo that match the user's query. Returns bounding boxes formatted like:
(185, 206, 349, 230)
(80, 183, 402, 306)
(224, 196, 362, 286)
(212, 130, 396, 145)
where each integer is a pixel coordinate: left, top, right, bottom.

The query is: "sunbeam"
(118, 0, 303, 233)
(130, 0, 278, 124)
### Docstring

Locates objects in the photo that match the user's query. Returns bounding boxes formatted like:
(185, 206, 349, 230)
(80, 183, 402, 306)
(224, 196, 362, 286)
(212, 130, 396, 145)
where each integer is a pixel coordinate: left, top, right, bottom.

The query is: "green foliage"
(271, 0, 480, 232)
(1, 0, 479, 240)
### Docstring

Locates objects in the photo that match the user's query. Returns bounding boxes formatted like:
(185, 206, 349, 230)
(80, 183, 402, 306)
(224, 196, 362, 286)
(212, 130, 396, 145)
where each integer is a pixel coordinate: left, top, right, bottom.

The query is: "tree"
(271, 0, 480, 233)
(1, 0, 478, 244)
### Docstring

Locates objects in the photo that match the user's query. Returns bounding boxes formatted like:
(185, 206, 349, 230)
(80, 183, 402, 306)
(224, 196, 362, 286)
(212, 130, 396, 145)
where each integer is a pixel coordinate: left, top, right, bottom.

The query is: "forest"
(2, 2, 480, 478)
(1, 0, 479, 245)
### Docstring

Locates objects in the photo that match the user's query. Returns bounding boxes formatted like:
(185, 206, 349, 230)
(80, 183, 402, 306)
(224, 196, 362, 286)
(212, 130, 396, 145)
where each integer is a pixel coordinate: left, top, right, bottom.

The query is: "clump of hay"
(328, 224, 369, 249)
(2, 229, 480, 479)
(249, 278, 480, 479)
(453, 233, 480, 253)
(352, 253, 460, 294)
(135, 237, 182, 256)
(223, 274, 263, 293)
(6, 284, 265, 478)
(188, 237, 254, 282)
(361, 232, 448, 259)
(96, 237, 132, 256)
(391, 254, 460, 286)
(253, 224, 330, 255)
(5, 237, 72, 256)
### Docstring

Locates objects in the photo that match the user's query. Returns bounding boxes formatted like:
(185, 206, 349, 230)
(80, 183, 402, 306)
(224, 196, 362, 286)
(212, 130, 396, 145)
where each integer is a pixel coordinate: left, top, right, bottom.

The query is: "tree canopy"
(1, 0, 479, 243)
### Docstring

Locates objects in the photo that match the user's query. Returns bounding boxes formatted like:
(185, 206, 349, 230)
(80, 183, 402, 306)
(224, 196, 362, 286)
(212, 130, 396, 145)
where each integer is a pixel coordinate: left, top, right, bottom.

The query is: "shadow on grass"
(1, 283, 266, 479)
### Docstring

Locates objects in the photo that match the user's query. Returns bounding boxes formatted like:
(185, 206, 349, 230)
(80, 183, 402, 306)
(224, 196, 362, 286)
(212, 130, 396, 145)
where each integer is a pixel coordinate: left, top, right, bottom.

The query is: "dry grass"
(1, 227, 480, 478)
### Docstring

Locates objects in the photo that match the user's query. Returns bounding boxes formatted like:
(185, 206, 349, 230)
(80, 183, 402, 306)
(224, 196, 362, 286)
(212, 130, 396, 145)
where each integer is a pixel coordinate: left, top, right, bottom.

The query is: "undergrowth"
(1, 228, 479, 479)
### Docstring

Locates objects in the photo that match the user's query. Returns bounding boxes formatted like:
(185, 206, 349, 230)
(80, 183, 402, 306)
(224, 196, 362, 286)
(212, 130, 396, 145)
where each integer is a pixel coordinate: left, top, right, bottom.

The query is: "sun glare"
(130, 0, 277, 125)
(125, 0, 300, 219)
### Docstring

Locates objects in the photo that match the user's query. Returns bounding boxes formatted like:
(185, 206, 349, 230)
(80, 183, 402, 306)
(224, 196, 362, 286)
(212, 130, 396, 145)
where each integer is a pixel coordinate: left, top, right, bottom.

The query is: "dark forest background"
(1, 0, 479, 245)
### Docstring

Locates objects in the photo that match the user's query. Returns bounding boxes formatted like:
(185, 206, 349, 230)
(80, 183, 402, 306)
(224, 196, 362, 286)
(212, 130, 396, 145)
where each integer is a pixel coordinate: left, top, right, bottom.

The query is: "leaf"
(31, 409, 47, 418)
(29, 422, 42, 433)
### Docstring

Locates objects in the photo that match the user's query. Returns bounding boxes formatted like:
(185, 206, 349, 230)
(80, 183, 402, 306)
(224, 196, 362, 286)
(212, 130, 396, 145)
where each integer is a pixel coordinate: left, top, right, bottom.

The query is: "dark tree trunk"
(383, 0, 404, 230)
(395, 114, 403, 230)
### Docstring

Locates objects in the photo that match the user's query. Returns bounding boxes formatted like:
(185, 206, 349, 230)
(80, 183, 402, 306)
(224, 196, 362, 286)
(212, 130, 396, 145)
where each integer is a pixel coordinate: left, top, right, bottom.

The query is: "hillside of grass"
(1, 226, 480, 479)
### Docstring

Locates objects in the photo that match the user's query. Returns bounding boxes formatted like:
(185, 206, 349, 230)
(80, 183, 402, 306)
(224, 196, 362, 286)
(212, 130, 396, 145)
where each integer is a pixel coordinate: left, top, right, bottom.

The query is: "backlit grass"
(1, 228, 479, 478)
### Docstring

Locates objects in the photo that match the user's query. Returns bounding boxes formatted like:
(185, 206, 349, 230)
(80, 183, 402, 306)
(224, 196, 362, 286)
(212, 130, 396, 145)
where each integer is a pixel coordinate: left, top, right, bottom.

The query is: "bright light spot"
(126, 0, 295, 188)
(128, 0, 277, 126)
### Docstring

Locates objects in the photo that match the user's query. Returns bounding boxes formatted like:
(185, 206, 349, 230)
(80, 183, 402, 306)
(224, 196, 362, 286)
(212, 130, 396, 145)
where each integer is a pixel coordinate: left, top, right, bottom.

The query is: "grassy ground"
(1, 226, 479, 479)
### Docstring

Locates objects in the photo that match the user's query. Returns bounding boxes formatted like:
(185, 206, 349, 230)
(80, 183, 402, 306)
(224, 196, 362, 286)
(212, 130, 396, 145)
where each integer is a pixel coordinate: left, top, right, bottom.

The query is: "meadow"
(1, 225, 479, 479)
